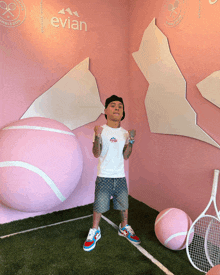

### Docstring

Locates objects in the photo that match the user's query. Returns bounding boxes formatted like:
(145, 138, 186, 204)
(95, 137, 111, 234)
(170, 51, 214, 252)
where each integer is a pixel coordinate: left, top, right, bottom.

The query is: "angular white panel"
(21, 58, 105, 130)
(132, 18, 219, 148)
(197, 71, 220, 108)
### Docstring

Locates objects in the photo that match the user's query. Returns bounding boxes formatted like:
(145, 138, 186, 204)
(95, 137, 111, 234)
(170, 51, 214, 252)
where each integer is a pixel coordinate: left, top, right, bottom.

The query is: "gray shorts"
(93, 176, 128, 214)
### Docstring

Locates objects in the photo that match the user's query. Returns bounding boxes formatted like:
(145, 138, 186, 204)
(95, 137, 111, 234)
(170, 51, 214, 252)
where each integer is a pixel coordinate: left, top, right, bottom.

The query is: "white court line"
(0, 214, 93, 239)
(101, 215, 175, 275)
(1, 212, 173, 274)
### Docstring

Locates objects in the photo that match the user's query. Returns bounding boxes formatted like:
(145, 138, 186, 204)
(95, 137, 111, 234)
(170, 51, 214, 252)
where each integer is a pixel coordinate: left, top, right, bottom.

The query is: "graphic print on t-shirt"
(110, 137, 117, 143)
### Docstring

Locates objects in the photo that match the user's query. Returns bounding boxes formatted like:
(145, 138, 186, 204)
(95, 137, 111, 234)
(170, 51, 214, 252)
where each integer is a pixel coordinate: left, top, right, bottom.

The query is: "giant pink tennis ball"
(155, 208, 194, 250)
(0, 117, 83, 212)
(207, 265, 220, 275)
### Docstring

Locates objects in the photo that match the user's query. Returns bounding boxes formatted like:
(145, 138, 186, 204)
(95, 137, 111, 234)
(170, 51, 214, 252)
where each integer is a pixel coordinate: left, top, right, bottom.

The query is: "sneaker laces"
(87, 228, 98, 241)
(125, 225, 135, 235)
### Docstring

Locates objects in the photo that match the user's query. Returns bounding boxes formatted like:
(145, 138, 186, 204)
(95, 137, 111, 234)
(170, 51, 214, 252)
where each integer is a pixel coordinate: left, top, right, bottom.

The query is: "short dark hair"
(104, 95, 125, 121)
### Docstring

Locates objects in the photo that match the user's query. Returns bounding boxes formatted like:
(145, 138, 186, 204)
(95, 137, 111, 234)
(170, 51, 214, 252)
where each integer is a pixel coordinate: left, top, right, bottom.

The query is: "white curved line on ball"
(0, 161, 66, 202)
(155, 209, 173, 226)
(164, 232, 187, 246)
(209, 0, 218, 4)
(2, 126, 75, 136)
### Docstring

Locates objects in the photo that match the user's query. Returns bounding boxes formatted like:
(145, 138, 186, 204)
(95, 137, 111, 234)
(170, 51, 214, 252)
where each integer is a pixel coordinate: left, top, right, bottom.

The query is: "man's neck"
(107, 120, 121, 128)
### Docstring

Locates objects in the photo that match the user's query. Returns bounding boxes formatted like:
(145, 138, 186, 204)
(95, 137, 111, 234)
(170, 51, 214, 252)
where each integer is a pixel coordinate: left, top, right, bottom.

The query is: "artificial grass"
(0, 196, 202, 275)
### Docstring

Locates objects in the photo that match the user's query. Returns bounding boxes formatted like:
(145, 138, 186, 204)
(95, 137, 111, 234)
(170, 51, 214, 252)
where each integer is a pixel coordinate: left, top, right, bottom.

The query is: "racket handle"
(212, 169, 220, 197)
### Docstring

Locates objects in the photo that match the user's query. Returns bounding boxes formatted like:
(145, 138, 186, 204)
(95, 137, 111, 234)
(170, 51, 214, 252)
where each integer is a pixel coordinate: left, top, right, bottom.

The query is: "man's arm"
(123, 143, 133, 160)
(93, 136, 102, 158)
(92, 126, 103, 158)
(123, 129, 136, 160)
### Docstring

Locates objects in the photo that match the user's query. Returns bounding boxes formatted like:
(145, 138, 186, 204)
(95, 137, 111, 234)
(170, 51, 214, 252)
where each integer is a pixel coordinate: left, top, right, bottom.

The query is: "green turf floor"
(0, 196, 202, 275)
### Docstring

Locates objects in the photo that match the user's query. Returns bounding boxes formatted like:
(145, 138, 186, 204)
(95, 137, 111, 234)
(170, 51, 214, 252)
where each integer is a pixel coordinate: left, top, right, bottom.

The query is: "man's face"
(105, 101, 124, 121)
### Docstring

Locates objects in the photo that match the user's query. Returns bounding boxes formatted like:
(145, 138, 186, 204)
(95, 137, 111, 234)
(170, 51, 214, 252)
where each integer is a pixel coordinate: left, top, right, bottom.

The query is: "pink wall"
(129, 0, 220, 220)
(2, 0, 220, 224)
(0, 0, 130, 223)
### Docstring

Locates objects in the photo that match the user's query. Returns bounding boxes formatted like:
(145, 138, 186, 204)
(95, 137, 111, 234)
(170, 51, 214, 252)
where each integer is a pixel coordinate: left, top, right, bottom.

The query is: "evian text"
(51, 17, 87, 31)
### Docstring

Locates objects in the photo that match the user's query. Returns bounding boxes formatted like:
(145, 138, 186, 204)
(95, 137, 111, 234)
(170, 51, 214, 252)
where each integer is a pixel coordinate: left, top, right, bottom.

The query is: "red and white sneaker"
(83, 227, 101, 252)
(118, 224, 141, 245)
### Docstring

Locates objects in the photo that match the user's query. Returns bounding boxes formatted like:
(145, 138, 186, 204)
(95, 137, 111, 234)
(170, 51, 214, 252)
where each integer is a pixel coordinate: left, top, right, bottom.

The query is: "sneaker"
(83, 227, 101, 252)
(118, 224, 141, 245)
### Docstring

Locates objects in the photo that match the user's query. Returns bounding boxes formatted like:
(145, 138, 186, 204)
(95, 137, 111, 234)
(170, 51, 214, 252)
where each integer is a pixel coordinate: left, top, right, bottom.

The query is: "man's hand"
(128, 130, 136, 139)
(94, 126, 103, 137)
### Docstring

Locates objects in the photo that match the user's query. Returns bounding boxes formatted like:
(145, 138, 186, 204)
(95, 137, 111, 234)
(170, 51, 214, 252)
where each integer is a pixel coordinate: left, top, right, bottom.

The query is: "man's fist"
(94, 126, 103, 136)
(128, 130, 136, 139)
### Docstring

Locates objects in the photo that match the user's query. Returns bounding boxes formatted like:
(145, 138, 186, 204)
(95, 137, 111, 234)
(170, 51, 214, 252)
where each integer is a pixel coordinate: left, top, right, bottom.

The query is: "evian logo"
(0, 0, 26, 27)
(51, 7, 87, 31)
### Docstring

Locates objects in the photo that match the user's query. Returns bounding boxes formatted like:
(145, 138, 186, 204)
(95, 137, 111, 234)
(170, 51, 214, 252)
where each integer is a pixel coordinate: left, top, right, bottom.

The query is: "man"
(83, 95, 140, 252)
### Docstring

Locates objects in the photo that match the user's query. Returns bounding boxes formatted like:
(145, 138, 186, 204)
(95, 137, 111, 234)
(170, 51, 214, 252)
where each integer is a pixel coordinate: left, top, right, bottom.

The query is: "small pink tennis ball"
(155, 208, 194, 250)
(0, 117, 83, 212)
(207, 265, 220, 275)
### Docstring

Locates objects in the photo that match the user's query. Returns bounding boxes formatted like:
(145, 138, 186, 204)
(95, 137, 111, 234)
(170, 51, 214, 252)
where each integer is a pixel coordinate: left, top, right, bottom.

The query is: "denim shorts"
(93, 177, 128, 214)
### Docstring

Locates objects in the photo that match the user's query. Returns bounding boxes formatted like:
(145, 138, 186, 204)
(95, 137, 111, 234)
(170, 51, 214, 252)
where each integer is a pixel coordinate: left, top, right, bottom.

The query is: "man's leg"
(93, 211, 102, 229)
(83, 211, 102, 252)
(120, 209, 128, 228)
(119, 208, 140, 244)
(115, 178, 140, 244)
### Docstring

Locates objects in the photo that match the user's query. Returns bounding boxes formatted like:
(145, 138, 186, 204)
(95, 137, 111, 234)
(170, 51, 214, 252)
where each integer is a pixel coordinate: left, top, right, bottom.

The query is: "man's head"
(104, 95, 125, 121)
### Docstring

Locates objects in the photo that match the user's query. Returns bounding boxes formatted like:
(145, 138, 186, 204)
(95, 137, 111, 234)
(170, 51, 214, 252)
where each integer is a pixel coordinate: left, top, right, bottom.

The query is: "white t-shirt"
(93, 124, 129, 178)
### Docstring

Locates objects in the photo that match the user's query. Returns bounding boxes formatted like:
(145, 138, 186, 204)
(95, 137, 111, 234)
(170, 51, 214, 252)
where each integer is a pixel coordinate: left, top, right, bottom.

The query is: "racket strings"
(206, 219, 220, 267)
(188, 216, 214, 272)
(187, 170, 220, 273)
